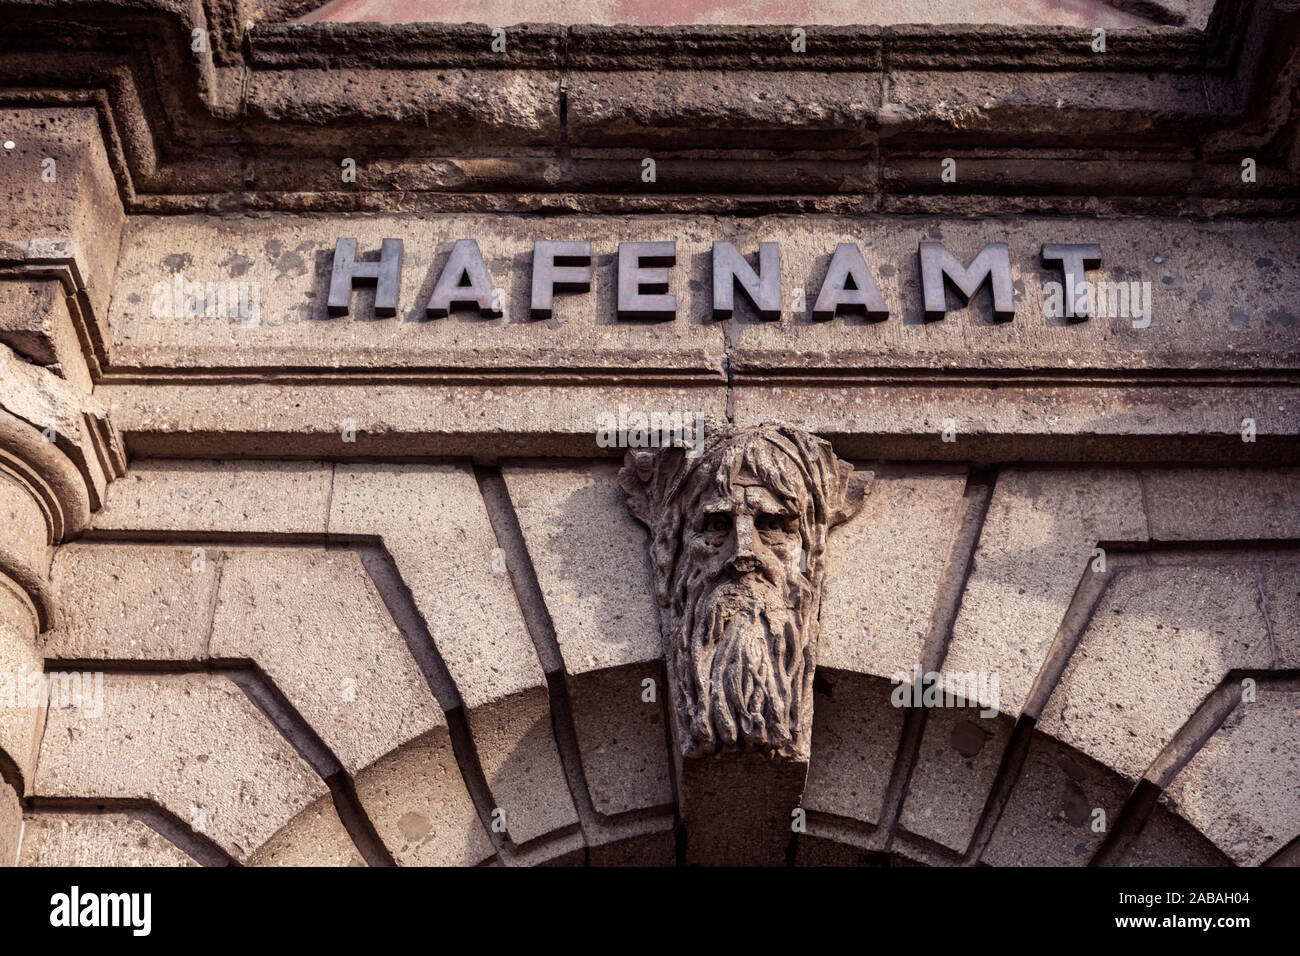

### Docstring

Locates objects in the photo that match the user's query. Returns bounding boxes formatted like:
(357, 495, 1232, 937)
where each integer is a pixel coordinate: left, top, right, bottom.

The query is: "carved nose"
(730, 516, 758, 572)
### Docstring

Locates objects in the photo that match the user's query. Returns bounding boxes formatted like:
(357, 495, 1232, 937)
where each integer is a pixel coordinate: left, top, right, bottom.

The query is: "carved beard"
(674, 566, 815, 759)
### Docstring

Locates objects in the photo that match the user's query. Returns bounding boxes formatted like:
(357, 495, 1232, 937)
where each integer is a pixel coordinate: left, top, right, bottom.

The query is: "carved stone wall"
(0, 0, 1297, 866)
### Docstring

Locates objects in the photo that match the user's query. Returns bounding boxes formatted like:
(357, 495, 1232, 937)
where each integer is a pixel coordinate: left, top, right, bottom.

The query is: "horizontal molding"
(0, 1, 1295, 209)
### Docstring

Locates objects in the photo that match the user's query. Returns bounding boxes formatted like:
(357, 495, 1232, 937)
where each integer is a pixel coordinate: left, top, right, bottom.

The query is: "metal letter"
(919, 241, 1015, 321)
(425, 239, 502, 318)
(328, 238, 403, 317)
(531, 241, 592, 320)
(1042, 243, 1101, 320)
(713, 241, 781, 320)
(811, 243, 888, 321)
(617, 241, 677, 321)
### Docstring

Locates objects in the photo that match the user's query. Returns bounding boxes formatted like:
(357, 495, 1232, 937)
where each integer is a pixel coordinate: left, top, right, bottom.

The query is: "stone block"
(18, 812, 199, 867)
(566, 663, 673, 819)
(0, 108, 124, 328)
(45, 543, 219, 662)
(1037, 563, 1273, 782)
(0, 279, 90, 391)
(352, 727, 495, 866)
(248, 795, 366, 867)
(1141, 468, 1300, 541)
(899, 706, 1013, 855)
(91, 459, 333, 535)
(33, 673, 328, 864)
(818, 465, 967, 678)
(981, 734, 1130, 866)
(468, 690, 579, 846)
(210, 547, 443, 776)
(1118, 802, 1233, 867)
(502, 461, 660, 675)
(1164, 687, 1300, 866)
(329, 464, 578, 842)
(942, 468, 1148, 720)
(803, 670, 906, 828)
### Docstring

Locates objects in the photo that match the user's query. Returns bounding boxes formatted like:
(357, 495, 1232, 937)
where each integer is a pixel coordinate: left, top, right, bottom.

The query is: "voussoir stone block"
(818, 464, 968, 678)
(502, 462, 672, 819)
(1117, 802, 1233, 868)
(981, 734, 1131, 866)
(943, 468, 1149, 720)
(19, 812, 199, 867)
(329, 463, 577, 847)
(1163, 687, 1300, 866)
(45, 543, 220, 662)
(898, 707, 1014, 855)
(210, 547, 444, 777)
(352, 727, 495, 867)
(1037, 562, 1274, 783)
(33, 673, 328, 864)
(248, 795, 366, 867)
(803, 671, 906, 829)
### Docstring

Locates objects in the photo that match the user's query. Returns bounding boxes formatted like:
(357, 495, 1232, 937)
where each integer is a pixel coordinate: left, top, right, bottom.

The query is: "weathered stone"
(0, 108, 124, 329)
(1257, 558, 1300, 668)
(502, 462, 673, 819)
(0, 466, 50, 588)
(803, 671, 906, 828)
(45, 543, 219, 661)
(1118, 802, 1233, 867)
(33, 673, 327, 864)
(586, 826, 676, 866)
(1164, 687, 1300, 866)
(981, 734, 1130, 866)
(566, 664, 673, 819)
(1141, 468, 1300, 541)
(899, 707, 1014, 855)
(0, 781, 19, 866)
(18, 812, 200, 867)
(91, 459, 333, 535)
(352, 727, 495, 866)
(0, 578, 43, 790)
(503, 461, 660, 675)
(818, 465, 968, 678)
(99, 382, 729, 459)
(248, 795, 366, 867)
(942, 468, 1148, 720)
(0, 279, 90, 392)
(329, 463, 578, 845)
(1037, 563, 1274, 783)
(210, 547, 443, 776)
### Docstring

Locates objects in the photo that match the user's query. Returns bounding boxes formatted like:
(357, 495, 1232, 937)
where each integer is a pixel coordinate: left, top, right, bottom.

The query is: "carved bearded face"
(622, 423, 868, 761)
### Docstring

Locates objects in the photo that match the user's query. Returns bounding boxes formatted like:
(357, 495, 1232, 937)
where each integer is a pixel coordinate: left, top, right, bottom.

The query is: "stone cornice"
(0, 1, 1296, 213)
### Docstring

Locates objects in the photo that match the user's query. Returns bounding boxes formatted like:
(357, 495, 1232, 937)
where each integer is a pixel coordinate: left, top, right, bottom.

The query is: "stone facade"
(0, 0, 1296, 866)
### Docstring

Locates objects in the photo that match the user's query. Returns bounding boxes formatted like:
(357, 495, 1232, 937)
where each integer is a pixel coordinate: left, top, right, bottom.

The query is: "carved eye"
(755, 512, 790, 533)
(704, 514, 732, 534)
